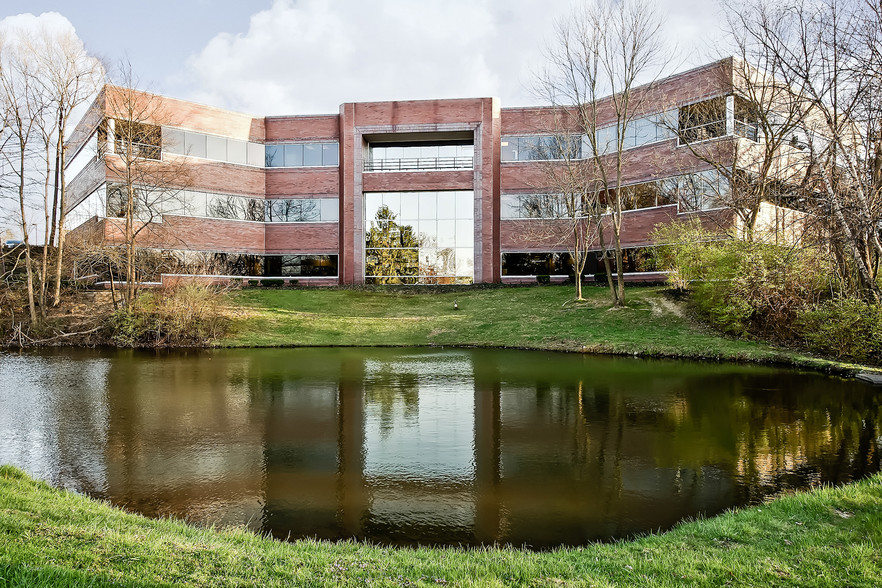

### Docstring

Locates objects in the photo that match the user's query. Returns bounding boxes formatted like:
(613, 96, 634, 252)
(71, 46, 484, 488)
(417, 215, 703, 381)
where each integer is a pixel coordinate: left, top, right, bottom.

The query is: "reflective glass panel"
(320, 198, 339, 222)
(322, 143, 339, 166)
(247, 142, 265, 167)
(285, 144, 304, 167)
(303, 144, 322, 166)
(185, 132, 207, 158)
(227, 140, 247, 165)
(265, 145, 284, 167)
(163, 128, 185, 155)
(206, 135, 227, 161)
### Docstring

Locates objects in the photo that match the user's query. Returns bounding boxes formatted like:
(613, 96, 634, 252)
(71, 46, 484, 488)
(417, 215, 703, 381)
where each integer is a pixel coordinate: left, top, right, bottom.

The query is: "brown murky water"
(1, 347, 879, 548)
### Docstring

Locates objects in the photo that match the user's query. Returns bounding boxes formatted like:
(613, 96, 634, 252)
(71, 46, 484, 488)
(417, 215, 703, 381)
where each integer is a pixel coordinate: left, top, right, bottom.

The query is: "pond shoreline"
(2, 465, 880, 586)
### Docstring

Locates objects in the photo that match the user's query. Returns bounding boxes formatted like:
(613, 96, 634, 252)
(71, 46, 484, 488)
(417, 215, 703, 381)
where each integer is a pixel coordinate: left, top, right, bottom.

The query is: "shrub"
(798, 299, 882, 364)
(536, 274, 551, 285)
(109, 283, 229, 347)
(260, 279, 284, 287)
(247, 280, 260, 287)
(593, 272, 607, 285)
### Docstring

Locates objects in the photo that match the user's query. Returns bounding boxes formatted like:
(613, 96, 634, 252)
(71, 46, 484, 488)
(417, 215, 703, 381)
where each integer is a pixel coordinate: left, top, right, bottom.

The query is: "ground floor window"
(364, 191, 474, 284)
(501, 247, 657, 278)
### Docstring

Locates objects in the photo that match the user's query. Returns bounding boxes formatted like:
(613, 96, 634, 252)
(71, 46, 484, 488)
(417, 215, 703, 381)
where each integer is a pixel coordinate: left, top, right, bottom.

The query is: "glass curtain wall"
(364, 191, 474, 284)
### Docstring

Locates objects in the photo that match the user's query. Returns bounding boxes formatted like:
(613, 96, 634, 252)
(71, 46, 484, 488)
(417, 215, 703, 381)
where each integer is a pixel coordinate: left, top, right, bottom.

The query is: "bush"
(247, 280, 260, 287)
(798, 299, 882, 364)
(109, 283, 229, 347)
(593, 272, 607, 285)
(652, 220, 832, 340)
(536, 274, 551, 285)
(260, 279, 284, 287)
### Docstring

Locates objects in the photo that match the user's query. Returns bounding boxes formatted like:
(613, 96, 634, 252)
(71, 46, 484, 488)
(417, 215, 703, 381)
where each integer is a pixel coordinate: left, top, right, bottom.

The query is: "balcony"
(364, 156, 474, 172)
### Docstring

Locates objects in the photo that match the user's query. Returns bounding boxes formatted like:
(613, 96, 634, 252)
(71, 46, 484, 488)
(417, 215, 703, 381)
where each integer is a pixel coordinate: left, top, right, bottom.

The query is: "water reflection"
(0, 348, 879, 548)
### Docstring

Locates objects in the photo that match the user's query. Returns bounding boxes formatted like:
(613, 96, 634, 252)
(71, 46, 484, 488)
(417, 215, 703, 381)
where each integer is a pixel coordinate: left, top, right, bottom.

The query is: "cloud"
(0, 11, 79, 45)
(183, 0, 571, 115)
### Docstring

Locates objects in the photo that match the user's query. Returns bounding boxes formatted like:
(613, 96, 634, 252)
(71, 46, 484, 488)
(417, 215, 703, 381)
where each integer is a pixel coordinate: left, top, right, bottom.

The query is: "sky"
(0, 0, 727, 116)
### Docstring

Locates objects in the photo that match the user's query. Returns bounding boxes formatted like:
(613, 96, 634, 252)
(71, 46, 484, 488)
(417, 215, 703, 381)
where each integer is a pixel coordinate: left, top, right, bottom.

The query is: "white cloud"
(184, 0, 571, 115)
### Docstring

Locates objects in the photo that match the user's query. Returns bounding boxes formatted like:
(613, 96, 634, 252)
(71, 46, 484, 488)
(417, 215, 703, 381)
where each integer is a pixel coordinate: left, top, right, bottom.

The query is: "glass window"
(227, 139, 247, 165)
(322, 143, 339, 166)
(185, 132, 207, 159)
(247, 142, 265, 167)
(418, 192, 436, 220)
(595, 126, 618, 155)
(437, 220, 456, 247)
(320, 198, 339, 222)
(399, 193, 419, 220)
(303, 144, 322, 166)
(382, 193, 401, 216)
(501, 137, 518, 161)
(284, 144, 303, 167)
(501, 194, 521, 219)
(265, 144, 284, 167)
(436, 194, 456, 220)
(163, 128, 185, 155)
(206, 135, 227, 161)
(455, 191, 473, 219)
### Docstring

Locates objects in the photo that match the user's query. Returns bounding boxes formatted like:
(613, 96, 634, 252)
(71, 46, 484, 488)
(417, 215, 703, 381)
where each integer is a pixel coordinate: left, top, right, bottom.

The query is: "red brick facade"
(66, 59, 746, 284)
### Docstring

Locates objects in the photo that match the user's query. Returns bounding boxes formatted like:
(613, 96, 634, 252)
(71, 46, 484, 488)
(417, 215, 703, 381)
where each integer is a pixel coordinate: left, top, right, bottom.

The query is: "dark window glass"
(263, 255, 338, 277)
(501, 252, 575, 276)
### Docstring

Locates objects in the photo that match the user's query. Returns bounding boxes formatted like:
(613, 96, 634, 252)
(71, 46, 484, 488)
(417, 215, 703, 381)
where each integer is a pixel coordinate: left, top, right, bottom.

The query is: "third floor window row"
(501, 97, 761, 162)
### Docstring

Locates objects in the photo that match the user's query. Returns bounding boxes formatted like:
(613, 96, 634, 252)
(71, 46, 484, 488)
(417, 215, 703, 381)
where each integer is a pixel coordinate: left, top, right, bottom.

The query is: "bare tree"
(536, 0, 671, 306)
(726, 0, 882, 301)
(0, 38, 44, 325)
(101, 66, 191, 307)
(20, 28, 103, 306)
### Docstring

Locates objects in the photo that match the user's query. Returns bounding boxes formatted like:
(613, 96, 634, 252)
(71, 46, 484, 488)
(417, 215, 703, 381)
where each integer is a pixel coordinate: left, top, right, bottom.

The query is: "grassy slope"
(221, 285, 850, 370)
(1, 465, 880, 587)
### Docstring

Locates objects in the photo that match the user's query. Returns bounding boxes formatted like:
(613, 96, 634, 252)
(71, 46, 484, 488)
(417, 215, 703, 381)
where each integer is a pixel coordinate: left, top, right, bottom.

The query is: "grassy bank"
(221, 285, 856, 371)
(1, 465, 880, 587)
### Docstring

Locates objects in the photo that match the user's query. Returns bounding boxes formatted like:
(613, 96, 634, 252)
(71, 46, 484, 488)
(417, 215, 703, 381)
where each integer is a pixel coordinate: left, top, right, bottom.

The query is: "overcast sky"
(1, 0, 727, 116)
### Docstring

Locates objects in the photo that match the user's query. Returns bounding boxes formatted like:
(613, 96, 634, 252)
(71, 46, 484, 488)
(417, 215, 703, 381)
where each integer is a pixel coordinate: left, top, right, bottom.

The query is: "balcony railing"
(114, 140, 161, 161)
(364, 156, 474, 172)
(734, 120, 759, 141)
(678, 120, 726, 144)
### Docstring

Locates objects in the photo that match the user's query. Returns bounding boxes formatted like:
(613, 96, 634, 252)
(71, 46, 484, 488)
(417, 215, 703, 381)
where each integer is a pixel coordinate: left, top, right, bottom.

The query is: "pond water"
(0, 347, 879, 548)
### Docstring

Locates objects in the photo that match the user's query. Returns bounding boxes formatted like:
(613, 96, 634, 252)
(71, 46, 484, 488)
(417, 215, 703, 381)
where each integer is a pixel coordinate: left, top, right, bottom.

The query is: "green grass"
(1, 465, 880, 586)
(220, 285, 858, 371)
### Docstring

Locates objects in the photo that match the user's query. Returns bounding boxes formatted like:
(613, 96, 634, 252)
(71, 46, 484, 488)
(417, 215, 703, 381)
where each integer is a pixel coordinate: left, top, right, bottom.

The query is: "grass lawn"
(1, 465, 880, 587)
(221, 285, 851, 371)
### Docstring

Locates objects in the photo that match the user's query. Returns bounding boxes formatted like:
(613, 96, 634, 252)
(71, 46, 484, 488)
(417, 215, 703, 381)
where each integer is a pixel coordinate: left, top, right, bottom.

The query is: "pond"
(0, 347, 879, 548)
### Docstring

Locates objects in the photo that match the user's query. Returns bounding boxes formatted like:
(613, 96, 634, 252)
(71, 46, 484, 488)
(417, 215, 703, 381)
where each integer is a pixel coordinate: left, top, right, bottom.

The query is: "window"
(500, 135, 580, 161)
(366, 142, 473, 171)
(502, 252, 574, 276)
(678, 98, 726, 144)
(364, 191, 474, 284)
(501, 193, 571, 219)
(162, 126, 266, 167)
(114, 120, 161, 160)
(265, 198, 339, 222)
(265, 142, 338, 167)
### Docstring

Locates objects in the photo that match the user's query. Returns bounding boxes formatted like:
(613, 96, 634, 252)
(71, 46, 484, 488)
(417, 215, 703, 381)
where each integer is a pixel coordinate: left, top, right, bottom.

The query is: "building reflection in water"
(1, 347, 879, 548)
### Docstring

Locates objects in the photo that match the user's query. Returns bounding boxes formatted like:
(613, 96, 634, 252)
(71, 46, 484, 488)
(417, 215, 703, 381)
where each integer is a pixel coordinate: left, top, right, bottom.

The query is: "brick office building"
(65, 58, 773, 286)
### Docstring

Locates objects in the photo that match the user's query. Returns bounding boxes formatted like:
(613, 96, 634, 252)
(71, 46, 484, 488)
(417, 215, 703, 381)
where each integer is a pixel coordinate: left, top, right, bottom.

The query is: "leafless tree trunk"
(103, 64, 191, 308)
(537, 0, 671, 306)
(19, 29, 104, 307)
